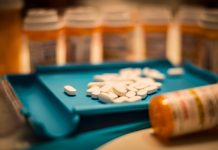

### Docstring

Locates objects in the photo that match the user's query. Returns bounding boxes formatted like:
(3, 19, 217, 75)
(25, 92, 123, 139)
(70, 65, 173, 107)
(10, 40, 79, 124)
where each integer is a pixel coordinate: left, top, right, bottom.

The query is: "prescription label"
(66, 35, 91, 63)
(103, 32, 132, 61)
(166, 84, 218, 137)
(29, 40, 57, 70)
(204, 39, 218, 74)
(145, 32, 166, 59)
(182, 33, 204, 67)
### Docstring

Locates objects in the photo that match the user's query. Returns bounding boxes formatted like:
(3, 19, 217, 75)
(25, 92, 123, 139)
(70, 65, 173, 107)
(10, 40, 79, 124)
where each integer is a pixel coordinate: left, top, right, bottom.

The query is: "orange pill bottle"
(0, 0, 23, 74)
(63, 7, 99, 63)
(141, 6, 171, 59)
(200, 9, 218, 74)
(101, 7, 134, 61)
(177, 6, 205, 68)
(24, 9, 61, 71)
(149, 83, 218, 139)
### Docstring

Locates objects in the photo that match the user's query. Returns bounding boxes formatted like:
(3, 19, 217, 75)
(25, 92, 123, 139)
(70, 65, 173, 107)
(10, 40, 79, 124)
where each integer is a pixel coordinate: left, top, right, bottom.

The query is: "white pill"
(133, 68, 142, 76)
(150, 71, 165, 80)
(119, 68, 133, 75)
(87, 86, 100, 96)
(64, 85, 76, 96)
(167, 67, 184, 76)
(126, 85, 138, 92)
(126, 96, 141, 102)
(126, 91, 136, 98)
(135, 83, 149, 90)
(143, 68, 165, 80)
(146, 85, 158, 94)
(112, 96, 127, 104)
(100, 85, 112, 93)
(113, 85, 127, 96)
(91, 90, 101, 99)
(152, 82, 162, 89)
(87, 82, 105, 88)
(98, 93, 114, 103)
(107, 91, 118, 99)
(139, 78, 155, 84)
(94, 75, 108, 82)
(137, 89, 147, 99)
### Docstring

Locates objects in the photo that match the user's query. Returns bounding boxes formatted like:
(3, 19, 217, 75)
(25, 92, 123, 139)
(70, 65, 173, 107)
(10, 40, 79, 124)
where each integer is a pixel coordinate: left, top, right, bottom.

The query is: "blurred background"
(0, 0, 217, 75)
(0, 0, 217, 149)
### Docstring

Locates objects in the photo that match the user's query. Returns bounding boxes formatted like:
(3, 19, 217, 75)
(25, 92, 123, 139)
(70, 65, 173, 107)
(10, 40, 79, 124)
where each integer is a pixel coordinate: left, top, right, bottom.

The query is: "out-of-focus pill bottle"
(24, 9, 61, 71)
(200, 9, 218, 74)
(0, 0, 23, 75)
(101, 6, 134, 61)
(63, 7, 99, 63)
(177, 6, 205, 67)
(149, 83, 218, 139)
(141, 6, 171, 59)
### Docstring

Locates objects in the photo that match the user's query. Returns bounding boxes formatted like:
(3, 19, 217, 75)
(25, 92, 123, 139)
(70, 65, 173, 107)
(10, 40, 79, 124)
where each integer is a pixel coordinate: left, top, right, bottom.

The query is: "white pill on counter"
(126, 91, 136, 98)
(126, 96, 141, 102)
(137, 89, 147, 99)
(146, 85, 158, 94)
(113, 85, 127, 96)
(167, 67, 184, 76)
(98, 93, 114, 103)
(112, 96, 128, 104)
(64, 85, 76, 96)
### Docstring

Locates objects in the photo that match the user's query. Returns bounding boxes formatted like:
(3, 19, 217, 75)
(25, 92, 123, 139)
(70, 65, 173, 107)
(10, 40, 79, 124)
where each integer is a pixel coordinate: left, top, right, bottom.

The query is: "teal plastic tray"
(6, 60, 218, 139)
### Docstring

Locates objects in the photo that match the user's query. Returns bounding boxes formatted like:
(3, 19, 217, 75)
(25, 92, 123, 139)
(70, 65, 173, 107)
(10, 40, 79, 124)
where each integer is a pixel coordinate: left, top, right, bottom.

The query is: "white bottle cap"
(176, 6, 205, 26)
(140, 5, 172, 24)
(24, 9, 61, 31)
(199, 9, 218, 30)
(102, 6, 133, 27)
(63, 7, 99, 28)
(0, 0, 23, 10)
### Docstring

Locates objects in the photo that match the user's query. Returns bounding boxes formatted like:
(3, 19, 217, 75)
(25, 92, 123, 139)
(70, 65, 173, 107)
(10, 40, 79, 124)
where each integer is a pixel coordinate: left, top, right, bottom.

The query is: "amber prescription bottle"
(63, 7, 99, 63)
(24, 9, 61, 71)
(0, 0, 23, 74)
(177, 6, 205, 68)
(101, 7, 134, 61)
(149, 83, 218, 139)
(200, 9, 218, 74)
(141, 6, 171, 59)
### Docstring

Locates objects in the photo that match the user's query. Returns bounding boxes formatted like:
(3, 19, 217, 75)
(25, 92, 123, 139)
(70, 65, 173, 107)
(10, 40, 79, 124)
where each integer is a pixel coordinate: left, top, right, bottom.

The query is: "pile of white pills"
(64, 67, 184, 103)
(86, 67, 164, 104)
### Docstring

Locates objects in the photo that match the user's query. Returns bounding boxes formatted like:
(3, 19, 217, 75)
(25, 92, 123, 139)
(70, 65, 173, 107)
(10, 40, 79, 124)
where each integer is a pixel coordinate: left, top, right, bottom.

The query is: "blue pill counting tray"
(5, 60, 218, 139)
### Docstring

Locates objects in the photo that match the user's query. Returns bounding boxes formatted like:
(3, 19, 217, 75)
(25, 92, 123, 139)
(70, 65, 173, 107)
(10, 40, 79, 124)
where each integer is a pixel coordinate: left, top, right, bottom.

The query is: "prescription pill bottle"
(64, 7, 99, 63)
(141, 6, 171, 59)
(24, 9, 61, 71)
(101, 7, 134, 61)
(177, 6, 205, 68)
(200, 9, 218, 74)
(149, 83, 218, 139)
(0, 0, 23, 75)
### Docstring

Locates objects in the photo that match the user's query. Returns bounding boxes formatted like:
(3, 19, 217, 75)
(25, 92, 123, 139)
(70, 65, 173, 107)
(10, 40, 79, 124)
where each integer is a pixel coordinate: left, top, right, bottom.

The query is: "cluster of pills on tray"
(64, 67, 184, 103)
(86, 67, 165, 104)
